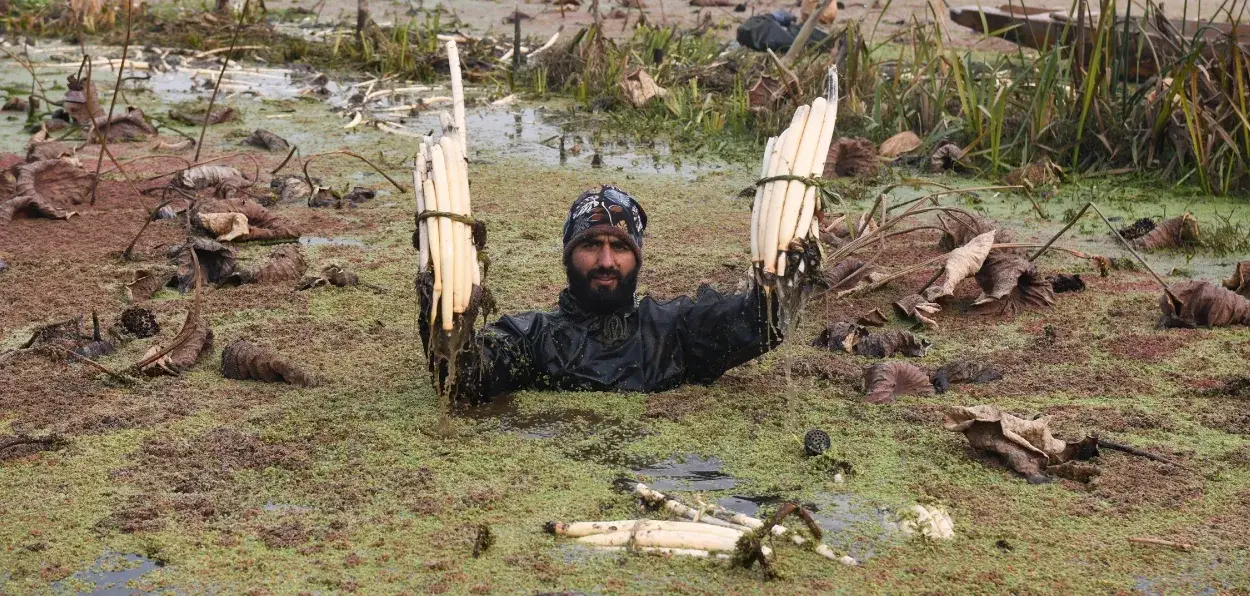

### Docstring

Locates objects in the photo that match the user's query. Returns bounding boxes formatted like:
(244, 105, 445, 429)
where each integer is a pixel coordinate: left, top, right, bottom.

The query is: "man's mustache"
(588, 267, 621, 280)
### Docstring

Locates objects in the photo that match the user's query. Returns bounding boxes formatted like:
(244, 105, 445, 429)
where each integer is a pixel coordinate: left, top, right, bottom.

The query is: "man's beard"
(566, 263, 639, 315)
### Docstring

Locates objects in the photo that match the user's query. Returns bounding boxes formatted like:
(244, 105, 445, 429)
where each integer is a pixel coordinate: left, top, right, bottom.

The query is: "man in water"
(419, 185, 787, 404)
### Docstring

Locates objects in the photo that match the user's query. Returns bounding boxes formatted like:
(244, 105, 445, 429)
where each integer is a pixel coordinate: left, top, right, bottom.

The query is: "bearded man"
(419, 185, 785, 404)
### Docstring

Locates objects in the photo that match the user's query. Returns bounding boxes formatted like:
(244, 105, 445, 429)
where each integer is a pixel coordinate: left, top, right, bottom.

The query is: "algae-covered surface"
(3, 45, 1250, 595)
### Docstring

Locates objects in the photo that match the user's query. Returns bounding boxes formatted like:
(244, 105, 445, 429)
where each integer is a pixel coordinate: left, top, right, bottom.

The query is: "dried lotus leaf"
(878, 131, 922, 159)
(1222, 262, 1250, 298)
(1159, 280, 1250, 328)
(943, 405, 1099, 483)
(972, 252, 1056, 315)
(221, 339, 317, 387)
(863, 361, 934, 404)
(1132, 213, 1200, 250)
(141, 318, 213, 376)
(893, 294, 941, 329)
(925, 230, 995, 301)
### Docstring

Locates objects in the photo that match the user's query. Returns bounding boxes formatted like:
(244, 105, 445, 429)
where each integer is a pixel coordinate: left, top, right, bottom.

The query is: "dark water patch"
(456, 395, 608, 439)
(807, 493, 901, 562)
(53, 551, 162, 595)
(633, 454, 737, 491)
(299, 236, 366, 248)
(715, 494, 780, 518)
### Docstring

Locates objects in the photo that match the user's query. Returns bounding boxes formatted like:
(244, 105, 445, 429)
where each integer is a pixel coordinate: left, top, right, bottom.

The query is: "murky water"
(51, 551, 162, 595)
(633, 454, 738, 491)
(715, 492, 901, 562)
(299, 235, 366, 248)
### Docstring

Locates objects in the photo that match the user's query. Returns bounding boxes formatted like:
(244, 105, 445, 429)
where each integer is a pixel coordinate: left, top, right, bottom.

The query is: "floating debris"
(1133, 213, 1200, 250)
(825, 138, 879, 178)
(972, 252, 1056, 315)
(878, 131, 922, 159)
(244, 129, 290, 152)
(1048, 273, 1086, 293)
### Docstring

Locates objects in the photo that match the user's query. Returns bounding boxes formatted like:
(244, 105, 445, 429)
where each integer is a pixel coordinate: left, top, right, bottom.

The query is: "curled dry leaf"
(930, 360, 1003, 394)
(864, 361, 934, 404)
(126, 268, 175, 301)
(64, 75, 103, 125)
(854, 330, 932, 358)
(972, 252, 1056, 315)
(221, 339, 317, 387)
(174, 164, 250, 194)
(825, 138, 880, 178)
(270, 176, 330, 205)
(244, 129, 290, 152)
(812, 321, 869, 352)
(857, 308, 888, 327)
(152, 138, 195, 153)
(822, 257, 874, 291)
(141, 318, 213, 376)
(195, 199, 299, 241)
(297, 265, 359, 290)
(225, 245, 307, 285)
(14, 158, 94, 208)
(170, 238, 237, 292)
(943, 405, 1099, 483)
(878, 131, 922, 159)
(197, 212, 249, 241)
(341, 187, 376, 205)
(94, 107, 159, 143)
(0, 195, 78, 222)
(929, 142, 966, 173)
(25, 124, 74, 162)
(1132, 213, 1200, 250)
(2, 96, 28, 111)
(620, 68, 668, 108)
(1222, 262, 1249, 298)
(937, 214, 1012, 251)
(893, 294, 941, 329)
(747, 76, 786, 112)
(924, 230, 995, 301)
(1159, 280, 1250, 328)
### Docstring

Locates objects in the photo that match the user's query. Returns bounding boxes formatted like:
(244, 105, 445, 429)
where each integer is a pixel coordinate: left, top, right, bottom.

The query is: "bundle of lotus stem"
(750, 67, 840, 334)
(415, 40, 479, 334)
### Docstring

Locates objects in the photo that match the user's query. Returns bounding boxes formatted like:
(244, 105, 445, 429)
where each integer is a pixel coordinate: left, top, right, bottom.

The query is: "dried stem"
(0, 435, 63, 453)
(300, 150, 409, 192)
(1097, 436, 1193, 470)
(196, 0, 250, 162)
(129, 246, 203, 372)
(90, 0, 134, 206)
(63, 348, 138, 384)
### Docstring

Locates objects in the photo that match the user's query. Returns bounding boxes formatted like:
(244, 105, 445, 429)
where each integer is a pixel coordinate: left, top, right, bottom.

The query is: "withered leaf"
(25, 124, 74, 162)
(937, 214, 1012, 251)
(197, 212, 250, 241)
(64, 75, 104, 125)
(925, 230, 995, 301)
(196, 199, 299, 241)
(825, 138, 880, 178)
(0, 195, 78, 222)
(857, 308, 888, 327)
(822, 257, 874, 292)
(141, 317, 213, 376)
(943, 405, 1099, 483)
(929, 142, 965, 173)
(297, 265, 359, 290)
(864, 361, 934, 404)
(221, 339, 317, 387)
(812, 321, 869, 352)
(747, 76, 786, 112)
(1160, 280, 1250, 328)
(854, 330, 932, 358)
(16, 158, 94, 205)
(126, 268, 175, 301)
(972, 252, 1056, 315)
(224, 245, 307, 285)
(2, 96, 28, 112)
(620, 68, 668, 108)
(878, 131, 922, 159)
(1133, 213, 1200, 250)
(93, 107, 159, 143)
(893, 294, 941, 329)
(174, 164, 250, 194)
(171, 238, 237, 292)
(1222, 262, 1249, 298)
(243, 129, 290, 152)
(930, 360, 1003, 394)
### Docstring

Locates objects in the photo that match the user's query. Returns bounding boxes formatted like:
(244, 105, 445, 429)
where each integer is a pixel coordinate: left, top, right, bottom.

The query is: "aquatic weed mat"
(3, 155, 1250, 592)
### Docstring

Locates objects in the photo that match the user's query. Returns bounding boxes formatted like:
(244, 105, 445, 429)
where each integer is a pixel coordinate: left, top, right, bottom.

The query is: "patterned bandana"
(561, 185, 647, 263)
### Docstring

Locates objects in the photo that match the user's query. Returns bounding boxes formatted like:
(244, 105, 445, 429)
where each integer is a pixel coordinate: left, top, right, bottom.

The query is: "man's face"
(566, 233, 639, 313)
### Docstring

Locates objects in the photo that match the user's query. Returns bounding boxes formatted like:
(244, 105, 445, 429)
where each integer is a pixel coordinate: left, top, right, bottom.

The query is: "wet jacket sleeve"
(676, 284, 783, 384)
(470, 314, 539, 401)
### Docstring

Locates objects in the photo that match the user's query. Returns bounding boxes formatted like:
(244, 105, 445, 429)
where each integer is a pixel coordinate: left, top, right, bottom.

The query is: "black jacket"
(423, 282, 783, 404)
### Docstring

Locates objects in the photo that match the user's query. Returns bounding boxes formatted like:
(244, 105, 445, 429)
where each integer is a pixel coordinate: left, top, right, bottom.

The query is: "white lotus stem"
(526, 28, 562, 59)
(439, 111, 457, 138)
(415, 145, 429, 274)
(377, 122, 422, 137)
(423, 179, 440, 289)
(754, 128, 790, 265)
(630, 483, 752, 532)
(342, 111, 363, 128)
(446, 40, 467, 155)
(550, 520, 744, 539)
(577, 530, 739, 552)
(589, 546, 727, 558)
(793, 90, 840, 245)
(429, 144, 456, 331)
(775, 97, 827, 253)
(749, 136, 778, 264)
(447, 139, 475, 311)
(762, 105, 810, 274)
(440, 137, 468, 315)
